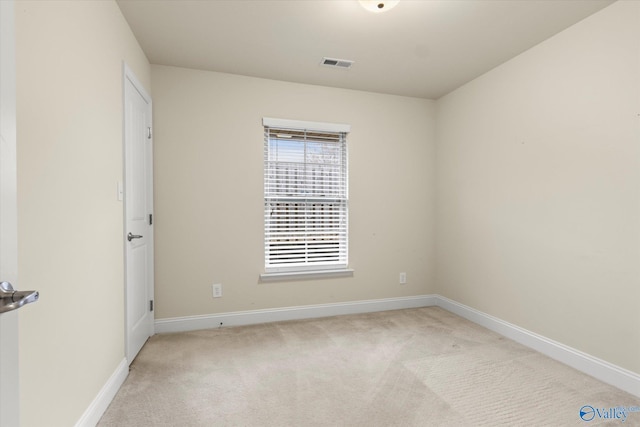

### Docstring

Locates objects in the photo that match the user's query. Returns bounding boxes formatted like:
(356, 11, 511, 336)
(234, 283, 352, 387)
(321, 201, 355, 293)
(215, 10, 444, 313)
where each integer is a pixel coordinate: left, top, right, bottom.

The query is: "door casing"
(0, 1, 20, 425)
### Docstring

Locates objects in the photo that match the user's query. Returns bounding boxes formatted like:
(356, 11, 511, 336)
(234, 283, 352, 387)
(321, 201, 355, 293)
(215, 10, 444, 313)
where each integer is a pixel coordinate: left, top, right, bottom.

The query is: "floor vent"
(321, 57, 354, 69)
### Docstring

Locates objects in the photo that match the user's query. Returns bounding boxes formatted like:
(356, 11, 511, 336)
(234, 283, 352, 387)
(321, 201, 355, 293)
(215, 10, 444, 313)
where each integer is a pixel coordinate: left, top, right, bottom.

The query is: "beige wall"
(152, 65, 436, 319)
(16, 1, 150, 425)
(435, 1, 640, 374)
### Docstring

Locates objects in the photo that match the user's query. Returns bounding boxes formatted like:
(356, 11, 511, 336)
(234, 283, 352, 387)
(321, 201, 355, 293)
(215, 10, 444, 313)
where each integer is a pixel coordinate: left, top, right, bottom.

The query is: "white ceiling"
(116, 0, 614, 99)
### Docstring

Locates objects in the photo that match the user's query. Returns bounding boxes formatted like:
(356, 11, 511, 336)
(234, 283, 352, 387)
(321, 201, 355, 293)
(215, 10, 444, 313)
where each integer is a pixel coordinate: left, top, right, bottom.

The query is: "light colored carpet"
(99, 307, 639, 426)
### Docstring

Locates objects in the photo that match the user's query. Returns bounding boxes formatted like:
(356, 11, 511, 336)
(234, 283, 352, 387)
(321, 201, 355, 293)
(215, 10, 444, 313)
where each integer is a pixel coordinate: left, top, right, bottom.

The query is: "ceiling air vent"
(321, 57, 354, 69)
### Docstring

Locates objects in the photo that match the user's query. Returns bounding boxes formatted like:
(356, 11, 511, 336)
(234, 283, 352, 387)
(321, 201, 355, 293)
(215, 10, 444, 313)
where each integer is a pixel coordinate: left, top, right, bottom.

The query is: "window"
(263, 118, 350, 275)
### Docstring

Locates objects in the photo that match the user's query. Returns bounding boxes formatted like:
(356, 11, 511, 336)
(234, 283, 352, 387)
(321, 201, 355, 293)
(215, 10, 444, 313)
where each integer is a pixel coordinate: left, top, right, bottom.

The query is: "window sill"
(260, 268, 354, 282)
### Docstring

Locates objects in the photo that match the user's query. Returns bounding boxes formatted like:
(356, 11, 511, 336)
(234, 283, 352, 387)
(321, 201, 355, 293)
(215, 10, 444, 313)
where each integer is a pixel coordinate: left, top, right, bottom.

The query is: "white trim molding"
(155, 295, 438, 334)
(435, 296, 640, 398)
(260, 268, 354, 282)
(74, 358, 128, 427)
(262, 117, 351, 133)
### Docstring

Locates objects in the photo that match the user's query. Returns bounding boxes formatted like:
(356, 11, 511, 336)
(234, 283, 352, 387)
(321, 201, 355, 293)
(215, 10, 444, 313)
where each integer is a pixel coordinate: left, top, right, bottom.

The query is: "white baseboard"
(155, 294, 438, 334)
(435, 295, 640, 398)
(75, 358, 128, 427)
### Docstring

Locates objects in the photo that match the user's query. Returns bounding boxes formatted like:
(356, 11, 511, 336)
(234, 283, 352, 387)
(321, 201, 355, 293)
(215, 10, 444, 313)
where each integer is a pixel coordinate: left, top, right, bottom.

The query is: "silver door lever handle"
(127, 232, 143, 242)
(0, 281, 39, 314)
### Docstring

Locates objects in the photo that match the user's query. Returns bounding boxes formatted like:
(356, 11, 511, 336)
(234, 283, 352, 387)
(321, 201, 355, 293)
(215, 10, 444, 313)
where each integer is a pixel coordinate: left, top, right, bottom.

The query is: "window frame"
(261, 117, 352, 280)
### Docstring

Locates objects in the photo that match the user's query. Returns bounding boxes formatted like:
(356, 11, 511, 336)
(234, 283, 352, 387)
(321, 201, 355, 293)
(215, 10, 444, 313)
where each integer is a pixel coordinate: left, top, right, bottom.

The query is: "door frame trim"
(0, 1, 20, 425)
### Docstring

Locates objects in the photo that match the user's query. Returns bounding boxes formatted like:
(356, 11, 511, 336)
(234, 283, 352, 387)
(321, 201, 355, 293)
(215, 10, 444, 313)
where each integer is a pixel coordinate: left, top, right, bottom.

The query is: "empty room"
(1, 0, 639, 426)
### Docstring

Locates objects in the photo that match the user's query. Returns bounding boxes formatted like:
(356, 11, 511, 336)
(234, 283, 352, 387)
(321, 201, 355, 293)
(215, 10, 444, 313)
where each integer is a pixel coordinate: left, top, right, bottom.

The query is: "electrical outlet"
(212, 284, 222, 298)
(399, 272, 407, 285)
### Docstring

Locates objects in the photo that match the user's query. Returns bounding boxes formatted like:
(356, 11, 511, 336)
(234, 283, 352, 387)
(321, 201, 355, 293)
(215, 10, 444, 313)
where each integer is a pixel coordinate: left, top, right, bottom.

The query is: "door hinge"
(147, 127, 152, 140)
(149, 213, 153, 225)
(149, 300, 154, 312)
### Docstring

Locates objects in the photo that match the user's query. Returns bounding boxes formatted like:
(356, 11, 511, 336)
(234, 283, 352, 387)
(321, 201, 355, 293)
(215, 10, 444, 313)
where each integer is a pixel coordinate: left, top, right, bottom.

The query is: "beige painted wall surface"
(152, 65, 436, 319)
(436, 1, 640, 374)
(16, 1, 150, 425)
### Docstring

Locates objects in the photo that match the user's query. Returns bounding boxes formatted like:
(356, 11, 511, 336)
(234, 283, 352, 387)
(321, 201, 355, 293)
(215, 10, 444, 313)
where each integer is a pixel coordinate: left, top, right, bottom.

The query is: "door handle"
(0, 281, 39, 314)
(127, 232, 143, 242)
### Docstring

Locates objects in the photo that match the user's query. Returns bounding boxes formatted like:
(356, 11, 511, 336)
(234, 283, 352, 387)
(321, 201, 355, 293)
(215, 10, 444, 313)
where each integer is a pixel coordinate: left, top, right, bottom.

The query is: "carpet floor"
(98, 307, 639, 426)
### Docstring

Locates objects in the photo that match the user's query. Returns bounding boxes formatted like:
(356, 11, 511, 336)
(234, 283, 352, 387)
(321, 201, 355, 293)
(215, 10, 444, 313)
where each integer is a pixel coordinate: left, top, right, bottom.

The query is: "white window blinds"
(264, 120, 349, 272)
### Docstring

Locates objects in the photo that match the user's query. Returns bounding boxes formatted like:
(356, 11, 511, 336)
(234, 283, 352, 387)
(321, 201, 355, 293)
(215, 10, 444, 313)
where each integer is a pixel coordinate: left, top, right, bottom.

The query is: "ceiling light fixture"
(359, 0, 399, 13)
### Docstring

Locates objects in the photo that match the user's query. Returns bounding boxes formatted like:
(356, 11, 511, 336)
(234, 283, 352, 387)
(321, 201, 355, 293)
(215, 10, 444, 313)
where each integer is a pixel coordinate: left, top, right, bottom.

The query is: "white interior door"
(124, 65, 154, 364)
(0, 1, 20, 425)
